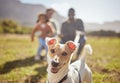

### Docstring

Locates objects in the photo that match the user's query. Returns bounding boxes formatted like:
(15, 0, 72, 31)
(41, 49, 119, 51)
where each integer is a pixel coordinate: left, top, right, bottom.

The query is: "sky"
(20, 0, 120, 23)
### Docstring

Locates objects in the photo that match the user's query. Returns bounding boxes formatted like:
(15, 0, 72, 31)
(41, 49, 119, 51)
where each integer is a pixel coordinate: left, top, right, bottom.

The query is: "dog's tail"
(79, 44, 92, 62)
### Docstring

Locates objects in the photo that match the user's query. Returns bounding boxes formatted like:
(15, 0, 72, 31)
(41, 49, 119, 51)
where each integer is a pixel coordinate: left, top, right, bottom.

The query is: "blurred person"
(60, 8, 86, 59)
(46, 8, 59, 36)
(31, 14, 54, 60)
(36, 8, 58, 59)
(36, 8, 57, 36)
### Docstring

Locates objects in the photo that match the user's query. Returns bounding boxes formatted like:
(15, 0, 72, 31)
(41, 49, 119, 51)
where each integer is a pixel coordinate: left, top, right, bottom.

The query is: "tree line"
(0, 19, 120, 37)
(0, 20, 32, 34)
(87, 30, 120, 37)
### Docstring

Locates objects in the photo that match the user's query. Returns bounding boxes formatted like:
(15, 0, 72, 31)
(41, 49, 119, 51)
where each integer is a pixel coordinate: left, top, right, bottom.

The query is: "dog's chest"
(66, 66, 80, 83)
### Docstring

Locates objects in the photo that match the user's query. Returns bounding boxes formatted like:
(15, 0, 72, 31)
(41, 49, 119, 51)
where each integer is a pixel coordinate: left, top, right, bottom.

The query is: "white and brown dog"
(46, 37, 92, 83)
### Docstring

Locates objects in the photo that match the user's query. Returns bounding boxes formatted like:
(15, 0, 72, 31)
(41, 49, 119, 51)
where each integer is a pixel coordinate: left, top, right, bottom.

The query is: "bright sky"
(20, 0, 120, 23)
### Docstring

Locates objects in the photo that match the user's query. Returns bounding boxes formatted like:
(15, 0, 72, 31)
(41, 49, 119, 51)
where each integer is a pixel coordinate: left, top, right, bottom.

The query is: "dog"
(46, 37, 92, 83)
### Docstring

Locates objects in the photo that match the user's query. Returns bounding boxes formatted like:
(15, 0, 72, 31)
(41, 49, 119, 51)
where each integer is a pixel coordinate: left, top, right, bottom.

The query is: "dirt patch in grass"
(92, 66, 120, 82)
(101, 68, 120, 82)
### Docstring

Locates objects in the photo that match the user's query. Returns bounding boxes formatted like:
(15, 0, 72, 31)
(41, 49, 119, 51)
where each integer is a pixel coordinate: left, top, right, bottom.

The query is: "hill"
(85, 21, 120, 32)
(0, 0, 65, 27)
(0, 0, 120, 32)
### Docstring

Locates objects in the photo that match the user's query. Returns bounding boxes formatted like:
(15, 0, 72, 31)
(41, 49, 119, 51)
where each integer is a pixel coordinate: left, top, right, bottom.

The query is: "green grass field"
(0, 34, 120, 83)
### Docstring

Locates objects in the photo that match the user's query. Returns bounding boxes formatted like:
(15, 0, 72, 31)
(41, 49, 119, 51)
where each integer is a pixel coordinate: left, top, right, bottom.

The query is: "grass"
(0, 34, 120, 83)
(87, 36, 120, 83)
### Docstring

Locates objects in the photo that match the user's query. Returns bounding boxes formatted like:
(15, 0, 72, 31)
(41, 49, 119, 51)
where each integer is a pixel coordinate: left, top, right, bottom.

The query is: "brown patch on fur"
(46, 38, 77, 70)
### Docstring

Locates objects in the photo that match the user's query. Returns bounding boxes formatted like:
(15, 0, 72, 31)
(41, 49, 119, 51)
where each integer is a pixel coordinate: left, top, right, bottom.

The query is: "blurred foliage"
(0, 19, 32, 34)
(0, 19, 120, 37)
(87, 30, 120, 37)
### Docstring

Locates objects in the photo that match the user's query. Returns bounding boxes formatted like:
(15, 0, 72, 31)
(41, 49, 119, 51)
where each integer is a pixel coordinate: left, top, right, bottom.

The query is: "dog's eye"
(50, 49, 55, 53)
(62, 52, 67, 56)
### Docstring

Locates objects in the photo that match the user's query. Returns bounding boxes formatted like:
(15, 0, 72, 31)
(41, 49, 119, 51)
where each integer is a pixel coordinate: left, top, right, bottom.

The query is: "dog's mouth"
(51, 67, 59, 73)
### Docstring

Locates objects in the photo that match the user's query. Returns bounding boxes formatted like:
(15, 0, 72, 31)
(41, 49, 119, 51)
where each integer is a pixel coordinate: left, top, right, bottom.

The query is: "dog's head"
(46, 37, 77, 73)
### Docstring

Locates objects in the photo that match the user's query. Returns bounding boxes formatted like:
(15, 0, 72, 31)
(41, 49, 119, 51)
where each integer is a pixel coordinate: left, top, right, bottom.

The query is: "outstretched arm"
(47, 24, 54, 37)
(77, 19, 85, 32)
(59, 23, 65, 38)
(47, 22, 56, 36)
(31, 25, 38, 42)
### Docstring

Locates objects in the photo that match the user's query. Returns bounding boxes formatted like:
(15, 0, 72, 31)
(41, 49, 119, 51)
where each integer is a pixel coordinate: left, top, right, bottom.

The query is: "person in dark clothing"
(60, 8, 86, 59)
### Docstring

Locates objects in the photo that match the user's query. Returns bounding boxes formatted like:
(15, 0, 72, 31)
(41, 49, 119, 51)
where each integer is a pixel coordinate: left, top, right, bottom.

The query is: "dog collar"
(74, 68, 81, 83)
(58, 74, 67, 83)
(47, 74, 67, 83)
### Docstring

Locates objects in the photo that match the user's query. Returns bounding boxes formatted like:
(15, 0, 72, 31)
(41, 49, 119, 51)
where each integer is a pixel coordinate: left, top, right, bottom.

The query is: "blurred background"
(0, 0, 120, 34)
(0, 0, 120, 83)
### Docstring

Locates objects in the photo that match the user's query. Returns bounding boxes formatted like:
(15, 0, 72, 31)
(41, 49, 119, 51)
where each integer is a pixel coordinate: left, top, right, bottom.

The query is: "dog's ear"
(66, 41, 77, 53)
(46, 37, 57, 46)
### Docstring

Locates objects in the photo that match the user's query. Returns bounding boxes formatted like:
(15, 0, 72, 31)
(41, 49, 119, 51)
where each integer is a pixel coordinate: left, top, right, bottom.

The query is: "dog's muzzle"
(51, 60, 59, 67)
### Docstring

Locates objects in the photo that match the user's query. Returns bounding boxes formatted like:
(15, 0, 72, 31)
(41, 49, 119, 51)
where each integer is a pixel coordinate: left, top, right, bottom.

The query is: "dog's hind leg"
(79, 44, 92, 70)
(83, 65, 92, 83)
(79, 45, 92, 82)
(79, 44, 92, 62)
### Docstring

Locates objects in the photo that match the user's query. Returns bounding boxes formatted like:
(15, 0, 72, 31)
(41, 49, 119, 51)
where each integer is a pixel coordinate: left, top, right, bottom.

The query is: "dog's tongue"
(51, 67, 58, 73)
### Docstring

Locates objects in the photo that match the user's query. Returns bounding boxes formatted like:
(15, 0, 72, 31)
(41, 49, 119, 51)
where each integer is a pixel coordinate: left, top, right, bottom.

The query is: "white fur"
(46, 44, 92, 83)
(74, 30, 85, 44)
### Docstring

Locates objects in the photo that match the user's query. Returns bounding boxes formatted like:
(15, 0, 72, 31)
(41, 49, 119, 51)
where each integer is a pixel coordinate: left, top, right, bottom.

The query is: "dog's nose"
(51, 60, 59, 67)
